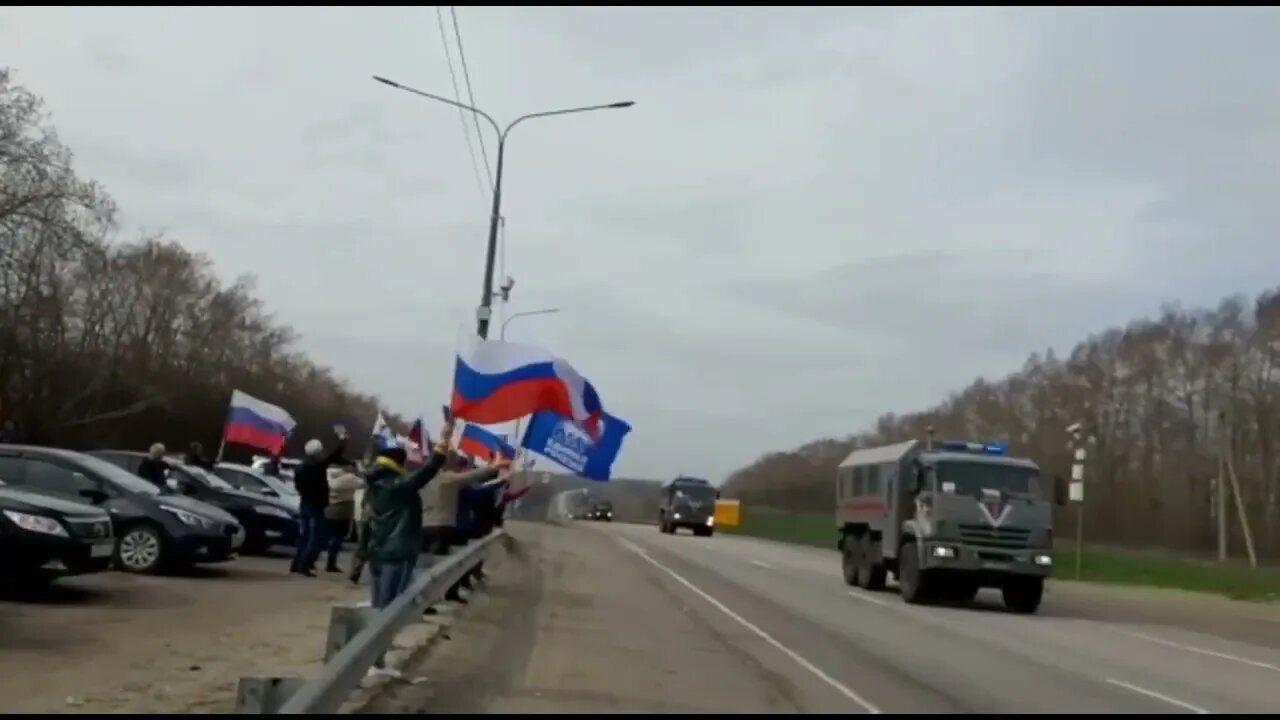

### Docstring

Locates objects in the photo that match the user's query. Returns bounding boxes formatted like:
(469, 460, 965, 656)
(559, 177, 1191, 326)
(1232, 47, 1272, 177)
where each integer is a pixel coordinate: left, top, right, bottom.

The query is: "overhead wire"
(449, 5, 494, 190)
(434, 5, 486, 199)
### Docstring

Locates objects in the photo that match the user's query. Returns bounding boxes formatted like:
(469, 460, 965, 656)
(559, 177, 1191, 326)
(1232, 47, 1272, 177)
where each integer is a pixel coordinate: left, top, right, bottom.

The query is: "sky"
(2, 7, 1279, 482)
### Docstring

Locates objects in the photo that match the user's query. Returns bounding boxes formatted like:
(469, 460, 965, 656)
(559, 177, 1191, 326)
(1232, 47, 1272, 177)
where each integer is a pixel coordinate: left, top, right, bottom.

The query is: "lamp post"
(372, 75, 633, 339)
(500, 307, 561, 340)
(498, 307, 561, 453)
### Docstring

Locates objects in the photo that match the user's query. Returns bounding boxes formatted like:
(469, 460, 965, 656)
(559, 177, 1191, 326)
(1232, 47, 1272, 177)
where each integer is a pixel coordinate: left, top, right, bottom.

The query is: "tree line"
(725, 280, 1280, 561)
(0, 68, 406, 460)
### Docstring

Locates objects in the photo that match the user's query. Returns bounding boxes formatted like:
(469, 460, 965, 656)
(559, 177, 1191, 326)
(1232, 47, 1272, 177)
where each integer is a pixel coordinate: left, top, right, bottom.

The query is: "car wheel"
(116, 524, 166, 574)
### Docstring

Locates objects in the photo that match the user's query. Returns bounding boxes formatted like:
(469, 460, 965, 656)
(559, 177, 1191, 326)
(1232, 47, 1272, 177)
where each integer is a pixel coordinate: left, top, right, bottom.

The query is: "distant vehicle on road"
(91, 451, 297, 555)
(0, 484, 115, 587)
(835, 434, 1065, 614)
(658, 476, 718, 537)
(212, 462, 300, 512)
(0, 445, 242, 574)
(587, 500, 613, 521)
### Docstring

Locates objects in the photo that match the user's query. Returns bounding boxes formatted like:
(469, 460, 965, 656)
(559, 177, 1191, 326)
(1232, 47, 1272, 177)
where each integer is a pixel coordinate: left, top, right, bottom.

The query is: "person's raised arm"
(404, 418, 457, 491)
(460, 457, 511, 487)
(322, 425, 349, 467)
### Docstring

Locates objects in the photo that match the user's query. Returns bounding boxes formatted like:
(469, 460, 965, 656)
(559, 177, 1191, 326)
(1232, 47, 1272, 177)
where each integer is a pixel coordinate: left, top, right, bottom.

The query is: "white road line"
(1118, 628, 1280, 672)
(750, 559, 773, 569)
(617, 537, 882, 714)
(846, 590, 892, 608)
(1106, 679, 1210, 714)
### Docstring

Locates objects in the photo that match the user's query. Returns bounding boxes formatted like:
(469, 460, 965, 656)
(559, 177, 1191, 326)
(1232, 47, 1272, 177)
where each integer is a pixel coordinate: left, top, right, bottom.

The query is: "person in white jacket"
(324, 460, 364, 573)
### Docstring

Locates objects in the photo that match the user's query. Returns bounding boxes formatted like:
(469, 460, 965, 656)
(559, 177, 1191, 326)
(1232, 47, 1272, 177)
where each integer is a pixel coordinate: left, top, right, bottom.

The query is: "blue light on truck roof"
(938, 440, 1006, 455)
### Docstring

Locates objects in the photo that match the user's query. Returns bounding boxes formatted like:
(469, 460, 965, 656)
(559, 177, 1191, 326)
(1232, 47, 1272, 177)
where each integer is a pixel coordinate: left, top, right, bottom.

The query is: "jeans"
(369, 559, 415, 670)
(290, 508, 328, 573)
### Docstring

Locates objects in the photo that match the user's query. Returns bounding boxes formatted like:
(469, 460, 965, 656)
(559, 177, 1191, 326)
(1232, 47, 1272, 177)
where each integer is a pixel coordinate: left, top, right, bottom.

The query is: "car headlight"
(2, 510, 69, 537)
(931, 545, 956, 558)
(673, 512, 682, 520)
(254, 505, 292, 520)
(161, 505, 212, 528)
(1033, 553, 1053, 566)
(705, 516, 715, 526)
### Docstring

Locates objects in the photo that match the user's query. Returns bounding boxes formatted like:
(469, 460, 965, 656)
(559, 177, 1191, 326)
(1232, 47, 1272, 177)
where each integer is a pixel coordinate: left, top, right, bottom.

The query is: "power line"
(434, 5, 486, 197)
(449, 5, 494, 189)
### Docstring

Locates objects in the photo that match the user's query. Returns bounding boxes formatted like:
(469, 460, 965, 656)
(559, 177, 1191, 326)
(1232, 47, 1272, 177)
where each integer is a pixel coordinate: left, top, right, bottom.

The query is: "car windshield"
(936, 461, 1041, 499)
(70, 452, 162, 495)
(182, 464, 235, 491)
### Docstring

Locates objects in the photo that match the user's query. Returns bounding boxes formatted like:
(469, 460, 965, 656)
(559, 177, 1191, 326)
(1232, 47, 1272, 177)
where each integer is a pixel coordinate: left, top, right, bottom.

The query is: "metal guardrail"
(234, 530, 505, 714)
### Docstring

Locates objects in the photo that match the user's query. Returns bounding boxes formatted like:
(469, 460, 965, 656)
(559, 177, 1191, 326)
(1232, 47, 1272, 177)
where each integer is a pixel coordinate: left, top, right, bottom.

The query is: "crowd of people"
(280, 418, 529, 666)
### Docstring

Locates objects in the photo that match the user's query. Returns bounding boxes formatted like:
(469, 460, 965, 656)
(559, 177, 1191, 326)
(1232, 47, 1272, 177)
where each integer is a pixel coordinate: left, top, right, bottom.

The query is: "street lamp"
(500, 307, 561, 340)
(372, 75, 634, 339)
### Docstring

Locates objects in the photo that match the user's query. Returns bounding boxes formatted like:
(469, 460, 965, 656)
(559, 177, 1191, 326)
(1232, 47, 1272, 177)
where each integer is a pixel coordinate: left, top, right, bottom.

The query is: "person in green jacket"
(365, 418, 455, 611)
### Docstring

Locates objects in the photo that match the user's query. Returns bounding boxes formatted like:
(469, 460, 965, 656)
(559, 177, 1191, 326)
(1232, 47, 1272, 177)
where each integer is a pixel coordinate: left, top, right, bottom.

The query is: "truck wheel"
(1002, 577, 1044, 614)
(857, 535, 888, 591)
(841, 535, 861, 587)
(897, 541, 932, 605)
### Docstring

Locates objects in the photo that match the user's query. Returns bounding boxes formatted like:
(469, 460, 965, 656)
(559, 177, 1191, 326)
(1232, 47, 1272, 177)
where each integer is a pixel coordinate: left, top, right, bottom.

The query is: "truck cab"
(658, 476, 718, 537)
(836, 437, 1062, 614)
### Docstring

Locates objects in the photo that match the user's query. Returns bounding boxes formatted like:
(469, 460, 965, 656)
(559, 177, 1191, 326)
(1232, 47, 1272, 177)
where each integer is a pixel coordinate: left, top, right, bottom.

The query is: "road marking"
(1118, 628, 1280, 672)
(846, 590, 892, 608)
(617, 537, 881, 714)
(1105, 679, 1210, 714)
(750, 559, 773, 569)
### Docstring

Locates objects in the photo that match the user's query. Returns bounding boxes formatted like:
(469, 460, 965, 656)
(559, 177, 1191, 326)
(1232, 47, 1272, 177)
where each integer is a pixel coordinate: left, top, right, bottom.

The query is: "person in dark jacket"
(289, 426, 348, 576)
(364, 419, 454, 608)
(184, 441, 215, 470)
(136, 443, 170, 490)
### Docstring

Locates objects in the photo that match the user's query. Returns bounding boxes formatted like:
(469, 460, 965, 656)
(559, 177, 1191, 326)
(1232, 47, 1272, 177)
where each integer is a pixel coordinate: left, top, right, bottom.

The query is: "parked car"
(0, 445, 242, 574)
(90, 450, 298, 554)
(213, 462, 300, 513)
(0, 484, 115, 587)
(250, 455, 301, 483)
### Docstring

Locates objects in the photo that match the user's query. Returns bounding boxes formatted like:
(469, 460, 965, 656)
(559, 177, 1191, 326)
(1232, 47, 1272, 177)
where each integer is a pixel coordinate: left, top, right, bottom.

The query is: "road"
(378, 520, 1280, 714)
(0, 552, 364, 713)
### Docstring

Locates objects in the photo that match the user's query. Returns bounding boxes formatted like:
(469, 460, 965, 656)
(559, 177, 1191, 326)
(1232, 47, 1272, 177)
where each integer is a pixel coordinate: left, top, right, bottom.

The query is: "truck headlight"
(1033, 553, 1053, 566)
(2, 510, 69, 537)
(673, 512, 682, 520)
(931, 545, 956, 558)
(705, 516, 715, 527)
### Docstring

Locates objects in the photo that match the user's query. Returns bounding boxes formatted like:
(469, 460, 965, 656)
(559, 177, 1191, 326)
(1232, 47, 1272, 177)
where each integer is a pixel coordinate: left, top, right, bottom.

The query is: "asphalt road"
(386, 520, 1280, 714)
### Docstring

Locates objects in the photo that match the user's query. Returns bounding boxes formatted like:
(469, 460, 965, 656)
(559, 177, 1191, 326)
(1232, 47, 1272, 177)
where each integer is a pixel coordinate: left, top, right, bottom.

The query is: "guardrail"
(234, 530, 504, 714)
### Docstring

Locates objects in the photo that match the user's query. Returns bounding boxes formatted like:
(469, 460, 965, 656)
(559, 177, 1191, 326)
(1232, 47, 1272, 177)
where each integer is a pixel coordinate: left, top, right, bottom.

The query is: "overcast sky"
(3, 7, 1278, 481)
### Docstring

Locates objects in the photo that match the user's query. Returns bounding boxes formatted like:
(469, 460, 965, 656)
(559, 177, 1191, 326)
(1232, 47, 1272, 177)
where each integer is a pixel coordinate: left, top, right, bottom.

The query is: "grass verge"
(721, 507, 1280, 602)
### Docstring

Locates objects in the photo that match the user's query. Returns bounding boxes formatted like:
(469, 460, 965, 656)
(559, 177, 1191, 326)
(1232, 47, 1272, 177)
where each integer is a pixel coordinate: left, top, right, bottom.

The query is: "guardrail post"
(324, 605, 380, 662)
(235, 676, 304, 714)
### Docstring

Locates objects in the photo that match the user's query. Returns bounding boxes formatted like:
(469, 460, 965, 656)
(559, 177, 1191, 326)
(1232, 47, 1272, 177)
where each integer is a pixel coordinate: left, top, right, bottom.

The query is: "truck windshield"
(672, 485, 716, 503)
(936, 462, 1040, 499)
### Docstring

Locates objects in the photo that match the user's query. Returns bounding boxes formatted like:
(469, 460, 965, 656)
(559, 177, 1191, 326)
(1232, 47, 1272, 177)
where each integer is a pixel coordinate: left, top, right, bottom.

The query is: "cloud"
(4, 7, 1279, 481)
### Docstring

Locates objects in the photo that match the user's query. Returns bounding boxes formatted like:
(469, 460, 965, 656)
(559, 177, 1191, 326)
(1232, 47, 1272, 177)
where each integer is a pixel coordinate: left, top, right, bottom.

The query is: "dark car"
(588, 501, 614, 522)
(0, 445, 243, 574)
(90, 450, 298, 554)
(0, 484, 116, 587)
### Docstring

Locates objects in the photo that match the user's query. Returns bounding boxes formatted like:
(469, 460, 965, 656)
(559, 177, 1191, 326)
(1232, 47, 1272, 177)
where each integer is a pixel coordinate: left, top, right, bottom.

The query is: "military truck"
(658, 476, 718, 536)
(835, 435, 1063, 614)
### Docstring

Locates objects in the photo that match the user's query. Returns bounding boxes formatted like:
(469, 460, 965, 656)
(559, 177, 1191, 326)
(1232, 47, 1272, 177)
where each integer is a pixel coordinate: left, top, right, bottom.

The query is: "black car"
(0, 445, 243, 574)
(0, 484, 116, 586)
(588, 501, 614, 522)
(90, 450, 298, 554)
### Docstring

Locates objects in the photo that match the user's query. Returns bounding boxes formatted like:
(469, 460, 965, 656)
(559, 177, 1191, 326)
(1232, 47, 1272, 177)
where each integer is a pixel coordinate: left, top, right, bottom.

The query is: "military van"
(835, 435, 1064, 613)
(658, 476, 718, 537)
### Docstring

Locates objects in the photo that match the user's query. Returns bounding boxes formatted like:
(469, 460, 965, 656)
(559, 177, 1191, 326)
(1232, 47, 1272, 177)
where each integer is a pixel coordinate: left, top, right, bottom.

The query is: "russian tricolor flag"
(222, 390, 297, 454)
(450, 339, 604, 438)
(457, 424, 515, 462)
